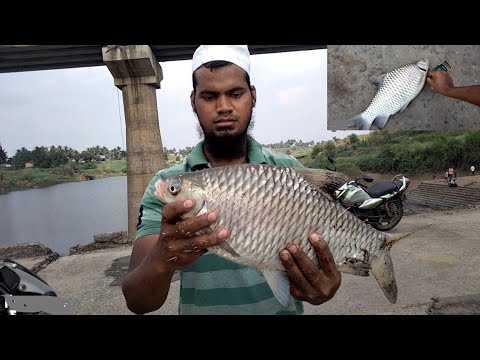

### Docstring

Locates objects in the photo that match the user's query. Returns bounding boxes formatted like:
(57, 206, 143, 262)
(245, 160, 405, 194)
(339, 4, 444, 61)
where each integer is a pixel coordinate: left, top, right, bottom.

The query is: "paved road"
(34, 206, 480, 315)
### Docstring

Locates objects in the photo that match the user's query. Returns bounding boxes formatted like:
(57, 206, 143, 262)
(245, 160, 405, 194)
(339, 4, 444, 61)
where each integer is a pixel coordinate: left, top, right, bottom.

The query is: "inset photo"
(328, 45, 480, 131)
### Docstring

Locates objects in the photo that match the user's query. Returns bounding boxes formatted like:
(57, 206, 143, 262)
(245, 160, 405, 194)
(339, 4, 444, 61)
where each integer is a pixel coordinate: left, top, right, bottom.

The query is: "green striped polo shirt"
(136, 137, 305, 315)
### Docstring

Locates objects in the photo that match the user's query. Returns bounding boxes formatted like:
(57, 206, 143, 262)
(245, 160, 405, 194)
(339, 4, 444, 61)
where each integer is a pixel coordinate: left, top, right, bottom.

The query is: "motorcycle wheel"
(371, 199, 403, 231)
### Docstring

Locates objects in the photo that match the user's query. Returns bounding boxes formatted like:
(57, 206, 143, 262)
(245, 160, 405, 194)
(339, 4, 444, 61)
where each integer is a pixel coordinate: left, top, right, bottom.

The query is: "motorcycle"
(335, 174, 410, 231)
(0, 258, 71, 315)
(325, 152, 409, 231)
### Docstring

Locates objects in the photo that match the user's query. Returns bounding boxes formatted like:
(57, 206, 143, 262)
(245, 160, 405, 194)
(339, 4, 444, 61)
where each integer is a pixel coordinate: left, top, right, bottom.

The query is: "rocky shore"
(0, 231, 130, 273)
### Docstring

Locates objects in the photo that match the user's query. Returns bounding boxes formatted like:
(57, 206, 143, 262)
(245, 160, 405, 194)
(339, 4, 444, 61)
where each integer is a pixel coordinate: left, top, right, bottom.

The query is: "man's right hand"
(426, 70, 455, 96)
(153, 198, 230, 273)
(122, 198, 229, 314)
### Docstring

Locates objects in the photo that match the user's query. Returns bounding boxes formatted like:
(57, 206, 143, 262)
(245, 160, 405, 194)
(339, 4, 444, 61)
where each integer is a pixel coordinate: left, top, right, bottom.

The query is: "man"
(121, 45, 341, 315)
(447, 167, 454, 182)
(471, 165, 475, 176)
(427, 70, 480, 107)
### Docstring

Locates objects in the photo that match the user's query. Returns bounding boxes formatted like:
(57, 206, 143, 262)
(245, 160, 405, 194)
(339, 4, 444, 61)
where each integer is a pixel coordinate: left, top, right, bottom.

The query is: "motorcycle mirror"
(0, 265, 21, 295)
(363, 176, 374, 183)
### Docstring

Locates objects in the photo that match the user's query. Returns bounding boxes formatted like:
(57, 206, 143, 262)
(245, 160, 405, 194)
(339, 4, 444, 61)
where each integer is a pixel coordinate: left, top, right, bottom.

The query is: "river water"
(0, 176, 128, 255)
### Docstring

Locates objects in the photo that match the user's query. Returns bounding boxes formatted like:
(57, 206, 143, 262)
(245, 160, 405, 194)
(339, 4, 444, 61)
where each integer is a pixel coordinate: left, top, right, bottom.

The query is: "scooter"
(0, 258, 71, 315)
(335, 174, 410, 231)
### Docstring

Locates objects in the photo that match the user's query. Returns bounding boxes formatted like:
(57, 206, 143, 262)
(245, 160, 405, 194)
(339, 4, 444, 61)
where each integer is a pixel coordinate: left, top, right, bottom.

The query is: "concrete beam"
(102, 45, 166, 242)
(0, 45, 327, 73)
(102, 45, 163, 88)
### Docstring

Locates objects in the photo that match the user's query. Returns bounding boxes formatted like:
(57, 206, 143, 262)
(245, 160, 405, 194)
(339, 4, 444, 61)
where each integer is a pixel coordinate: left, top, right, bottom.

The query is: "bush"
(54, 164, 74, 177)
(22, 172, 33, 182)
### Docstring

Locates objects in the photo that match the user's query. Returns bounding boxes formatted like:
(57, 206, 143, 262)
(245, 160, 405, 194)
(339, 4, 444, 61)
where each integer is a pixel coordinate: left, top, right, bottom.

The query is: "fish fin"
(262, 270, 292, 308)
(217, 241, 241, 257)
(398, 102, 410, 113)
(370, 249, 397, 304)
(372, 115, 390, 129)
(294, 167, 348, 198)
(348, 113, 371, 130)
(370, 74, 386, 87)
(337, 257, 371, 276)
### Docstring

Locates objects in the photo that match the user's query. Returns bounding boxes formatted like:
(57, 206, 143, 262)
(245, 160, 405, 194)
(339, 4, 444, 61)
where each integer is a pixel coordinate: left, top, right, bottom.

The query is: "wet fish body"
(154, 164, 402, 306)
(349, 59, 429, 130)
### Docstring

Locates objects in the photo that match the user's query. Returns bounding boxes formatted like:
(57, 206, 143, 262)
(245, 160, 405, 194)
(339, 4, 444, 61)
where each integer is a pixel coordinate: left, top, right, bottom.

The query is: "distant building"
(25, 162, 34, 168)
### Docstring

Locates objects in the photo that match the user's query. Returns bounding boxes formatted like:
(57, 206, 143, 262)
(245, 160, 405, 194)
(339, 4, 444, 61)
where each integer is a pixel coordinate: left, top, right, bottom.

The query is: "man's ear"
(190, 90, 196, 113)
(250, 85, 257, 108)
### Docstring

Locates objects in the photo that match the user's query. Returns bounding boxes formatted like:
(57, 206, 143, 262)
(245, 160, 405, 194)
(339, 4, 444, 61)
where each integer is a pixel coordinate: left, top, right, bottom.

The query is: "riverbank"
(0, 160, 127, 195)
(0, 231, 130, 260)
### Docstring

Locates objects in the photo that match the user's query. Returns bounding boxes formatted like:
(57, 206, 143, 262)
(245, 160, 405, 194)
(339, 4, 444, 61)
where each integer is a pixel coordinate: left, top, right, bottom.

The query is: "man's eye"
(232, 93, 242, 98)
(203, 95, 214, 101)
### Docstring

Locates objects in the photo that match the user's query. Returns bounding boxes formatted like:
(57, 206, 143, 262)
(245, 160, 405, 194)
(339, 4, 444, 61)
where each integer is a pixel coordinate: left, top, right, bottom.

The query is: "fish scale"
(155, 163, 408, 305)
(212, 164, 383, 264)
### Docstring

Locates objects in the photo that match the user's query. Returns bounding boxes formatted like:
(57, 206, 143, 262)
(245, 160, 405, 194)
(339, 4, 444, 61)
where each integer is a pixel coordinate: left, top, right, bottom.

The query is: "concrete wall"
(327, 45, 480, 131)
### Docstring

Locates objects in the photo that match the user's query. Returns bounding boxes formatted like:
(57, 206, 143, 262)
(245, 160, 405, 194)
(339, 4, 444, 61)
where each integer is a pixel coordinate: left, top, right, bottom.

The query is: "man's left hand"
(280, 233, 341, 305)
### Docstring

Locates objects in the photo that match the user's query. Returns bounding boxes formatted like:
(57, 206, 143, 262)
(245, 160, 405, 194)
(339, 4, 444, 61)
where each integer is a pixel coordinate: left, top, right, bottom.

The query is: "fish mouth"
(417, 59, 429, 72)
(154, 180, 169, 203)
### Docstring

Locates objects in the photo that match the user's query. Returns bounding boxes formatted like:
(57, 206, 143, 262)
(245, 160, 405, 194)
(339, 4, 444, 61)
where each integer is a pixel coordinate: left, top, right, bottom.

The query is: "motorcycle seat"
(364, 180, 402, 198)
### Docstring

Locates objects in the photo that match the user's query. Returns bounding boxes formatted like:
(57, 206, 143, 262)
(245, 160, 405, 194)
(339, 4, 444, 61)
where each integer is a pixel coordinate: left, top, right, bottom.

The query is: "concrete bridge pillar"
(102, 45, 166, 242)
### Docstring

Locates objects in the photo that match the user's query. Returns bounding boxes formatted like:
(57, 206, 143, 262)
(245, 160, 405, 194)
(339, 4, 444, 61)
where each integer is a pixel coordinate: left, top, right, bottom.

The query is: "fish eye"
(168, 181, 181, 195)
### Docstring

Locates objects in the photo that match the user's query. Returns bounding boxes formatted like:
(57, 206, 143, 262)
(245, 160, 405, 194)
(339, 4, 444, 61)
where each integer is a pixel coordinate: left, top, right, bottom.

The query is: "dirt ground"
(18, 204, 477, 315)
(365, 173, 480, 191)
(303, 206, 480, 315)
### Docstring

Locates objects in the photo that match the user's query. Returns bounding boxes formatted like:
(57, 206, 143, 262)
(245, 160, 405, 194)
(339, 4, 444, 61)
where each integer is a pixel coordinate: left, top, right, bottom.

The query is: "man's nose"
(216, 95, 233, 113)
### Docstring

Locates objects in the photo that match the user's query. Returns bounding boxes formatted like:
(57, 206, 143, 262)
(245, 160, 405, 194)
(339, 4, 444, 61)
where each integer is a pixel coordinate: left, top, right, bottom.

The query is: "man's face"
(191, 64, 256, 139)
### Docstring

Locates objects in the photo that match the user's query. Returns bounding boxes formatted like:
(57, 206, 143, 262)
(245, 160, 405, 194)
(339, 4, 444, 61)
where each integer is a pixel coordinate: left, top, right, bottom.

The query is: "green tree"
(311, 144, 322, 159)
(12, 147, 32, 169)
(31, 146, 50, 168)
(0, 143, 7, 165)
(348, 134, 359, 144)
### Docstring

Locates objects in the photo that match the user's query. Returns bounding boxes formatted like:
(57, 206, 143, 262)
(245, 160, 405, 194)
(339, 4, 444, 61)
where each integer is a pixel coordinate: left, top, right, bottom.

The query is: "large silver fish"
(154, 164, 408, 307)
(348, 59, 429, 130)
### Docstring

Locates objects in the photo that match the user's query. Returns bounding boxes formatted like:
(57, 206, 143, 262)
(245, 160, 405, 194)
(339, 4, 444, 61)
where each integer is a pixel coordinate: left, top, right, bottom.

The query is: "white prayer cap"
(192, 45, 250, 76)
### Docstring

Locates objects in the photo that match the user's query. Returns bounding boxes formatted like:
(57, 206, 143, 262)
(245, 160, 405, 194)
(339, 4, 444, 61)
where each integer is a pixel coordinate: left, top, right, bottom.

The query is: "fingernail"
(207, 211, 218, 222)
(287, 243, 297, 254)
(218, 229, 229, 240)
(184, 199, 194, 209)
(281, 251, 289, 260)
(310, 233, 320, 242)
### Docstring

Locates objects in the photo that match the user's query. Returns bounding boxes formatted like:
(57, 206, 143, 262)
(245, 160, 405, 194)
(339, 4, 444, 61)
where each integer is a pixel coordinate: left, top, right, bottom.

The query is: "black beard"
(197, 112, 255, 160)
(203, 131, 248, 160)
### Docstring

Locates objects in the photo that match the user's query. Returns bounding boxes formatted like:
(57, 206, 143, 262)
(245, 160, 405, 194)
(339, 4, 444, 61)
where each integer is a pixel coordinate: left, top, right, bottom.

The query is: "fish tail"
(371, 224, 433, 304)
(385, 223, 433, 248)
(371, 249, 397, 303)
(347, 113, 371, 130)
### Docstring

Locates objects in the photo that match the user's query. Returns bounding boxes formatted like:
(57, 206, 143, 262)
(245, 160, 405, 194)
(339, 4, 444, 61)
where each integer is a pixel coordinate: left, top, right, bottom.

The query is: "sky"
(0, 48, 364, 157)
